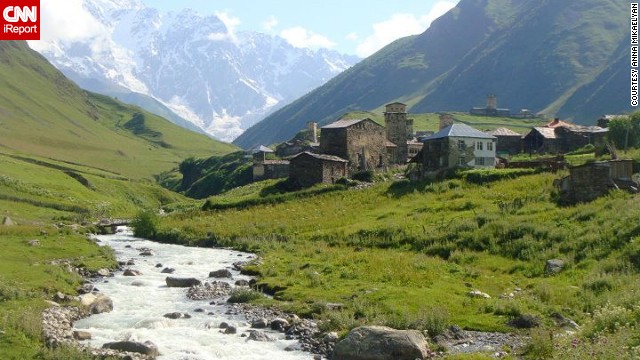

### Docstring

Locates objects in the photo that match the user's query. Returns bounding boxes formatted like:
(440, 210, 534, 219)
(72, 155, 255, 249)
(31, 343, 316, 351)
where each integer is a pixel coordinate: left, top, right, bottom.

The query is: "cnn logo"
(0, 0, 40, 40)
(3, 6, 37, 22)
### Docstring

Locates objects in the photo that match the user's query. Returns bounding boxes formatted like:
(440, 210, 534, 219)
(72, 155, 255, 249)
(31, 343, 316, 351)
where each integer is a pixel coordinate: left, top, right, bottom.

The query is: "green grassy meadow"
(144, 157, 640, 358)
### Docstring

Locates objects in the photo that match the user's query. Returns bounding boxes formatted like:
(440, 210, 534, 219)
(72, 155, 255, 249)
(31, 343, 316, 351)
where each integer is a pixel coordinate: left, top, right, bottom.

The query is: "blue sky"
(143, 0, 459, 57)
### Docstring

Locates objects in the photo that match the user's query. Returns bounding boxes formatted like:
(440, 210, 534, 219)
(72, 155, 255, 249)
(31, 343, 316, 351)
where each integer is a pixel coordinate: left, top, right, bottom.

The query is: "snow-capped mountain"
(30, 0, 358, 141)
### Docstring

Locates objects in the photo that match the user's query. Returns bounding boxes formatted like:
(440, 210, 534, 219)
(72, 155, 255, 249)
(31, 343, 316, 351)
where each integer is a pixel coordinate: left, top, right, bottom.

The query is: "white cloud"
(208, 11, 240, 42)
(355, 1, 456, 58)
(262, 15, 278, 32)
(345, 32, 359, 41)
(280, 26, 335, 50)
(28, 0, 108, 51)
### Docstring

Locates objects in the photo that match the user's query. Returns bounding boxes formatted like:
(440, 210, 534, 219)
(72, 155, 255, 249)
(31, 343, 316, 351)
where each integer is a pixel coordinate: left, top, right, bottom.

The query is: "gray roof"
(322, 118, 372, 129)
(531, 127, 557, 139)
(253, 145, 274, 153)
(488, 127, 522, 137)
(423, 123, 496, 141)
(292, 151, 348, 163)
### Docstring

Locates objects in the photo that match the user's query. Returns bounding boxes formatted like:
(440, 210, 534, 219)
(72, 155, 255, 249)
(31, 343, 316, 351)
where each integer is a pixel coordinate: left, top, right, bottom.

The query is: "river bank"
(64, 230, 320, 359)
(37, 228, 533, 360)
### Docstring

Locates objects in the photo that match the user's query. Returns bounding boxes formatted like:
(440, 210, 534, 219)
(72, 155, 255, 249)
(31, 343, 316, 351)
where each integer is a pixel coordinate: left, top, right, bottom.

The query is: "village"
(250, 98, 637, 204)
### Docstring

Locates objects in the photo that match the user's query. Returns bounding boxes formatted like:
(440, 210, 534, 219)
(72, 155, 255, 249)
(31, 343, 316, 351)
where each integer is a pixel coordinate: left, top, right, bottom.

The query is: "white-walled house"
(419, 123, 497, 175)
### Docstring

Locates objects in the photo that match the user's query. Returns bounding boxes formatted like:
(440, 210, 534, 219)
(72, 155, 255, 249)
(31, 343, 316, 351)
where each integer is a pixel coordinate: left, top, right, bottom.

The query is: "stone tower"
(385, 102, 412, 164)
(486, 94, 497, 110)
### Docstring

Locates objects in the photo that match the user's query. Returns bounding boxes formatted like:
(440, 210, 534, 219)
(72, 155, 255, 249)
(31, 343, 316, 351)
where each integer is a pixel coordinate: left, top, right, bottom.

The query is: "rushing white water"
(74, 229, 311, 360)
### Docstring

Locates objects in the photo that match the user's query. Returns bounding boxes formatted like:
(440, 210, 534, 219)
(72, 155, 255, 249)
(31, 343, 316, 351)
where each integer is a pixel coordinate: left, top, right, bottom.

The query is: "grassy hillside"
(0, 151, 195, 224)
(0, 41, 236, 180)
(141, 150, 640, 358)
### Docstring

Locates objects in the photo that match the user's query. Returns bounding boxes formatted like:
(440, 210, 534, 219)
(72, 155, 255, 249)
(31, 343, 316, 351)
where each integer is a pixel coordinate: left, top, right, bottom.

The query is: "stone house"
(487, 127, 523, 155)
(420, 123, 496, 176)
(289, 151, 348, 188)
(320, 118, 387, 174)
(275, 122, 320, 157)
(556, 160, 637, 203)
(252, 145, 290, 181)
(523, 118, 608, 154)
(253, 160, 290, 181)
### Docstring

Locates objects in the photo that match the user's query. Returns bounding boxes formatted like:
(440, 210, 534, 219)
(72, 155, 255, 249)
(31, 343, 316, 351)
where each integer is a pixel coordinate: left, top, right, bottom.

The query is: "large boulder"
(79, 293, 113, 314)
(165, 277, 201, 287)
(248, 330, 274, 342)
(209, 269, 232, 278)
(123, 269, 142, 276)
(331, 326, 430, 360)
(545, 259, 565, 275)
(102, 340, 159, 357)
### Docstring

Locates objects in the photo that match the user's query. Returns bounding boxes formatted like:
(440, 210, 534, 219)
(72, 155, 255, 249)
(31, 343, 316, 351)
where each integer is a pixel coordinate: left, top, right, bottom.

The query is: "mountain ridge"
(31, 0, 358, 141)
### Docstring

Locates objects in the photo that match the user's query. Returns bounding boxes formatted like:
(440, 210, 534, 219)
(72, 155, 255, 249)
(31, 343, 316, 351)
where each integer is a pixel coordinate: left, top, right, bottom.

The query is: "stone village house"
(556, 159, 637, 204)
(487, 127, 523, 156)
(523, 118, 608, 154)
(252, 145, 289, 181)
(320, 118, 388, 175)
(288, 151, 348, 188)
(418, 123, 497, 177)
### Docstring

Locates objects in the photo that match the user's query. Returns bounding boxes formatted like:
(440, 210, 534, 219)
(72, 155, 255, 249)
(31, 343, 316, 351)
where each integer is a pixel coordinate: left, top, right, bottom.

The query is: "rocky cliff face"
(31, 0, 358, 141)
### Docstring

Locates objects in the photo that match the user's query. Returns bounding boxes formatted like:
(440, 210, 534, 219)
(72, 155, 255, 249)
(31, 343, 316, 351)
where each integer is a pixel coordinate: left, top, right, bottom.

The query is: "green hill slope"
(0, 41, 236, 179)
(234, 0, 629, 149)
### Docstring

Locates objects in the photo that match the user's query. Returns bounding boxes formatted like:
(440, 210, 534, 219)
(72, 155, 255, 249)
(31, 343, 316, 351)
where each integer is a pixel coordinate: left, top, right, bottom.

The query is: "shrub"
(522, 328, 554, 359)
(351, 170, 374, 182)
(411, 307, 450, 337)
(131, 209, 159, 238)
(227, 288, 264, 303)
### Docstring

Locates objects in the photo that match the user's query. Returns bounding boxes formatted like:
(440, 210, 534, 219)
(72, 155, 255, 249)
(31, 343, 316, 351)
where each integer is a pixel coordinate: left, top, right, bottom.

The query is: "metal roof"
(423, 123, 496, 140)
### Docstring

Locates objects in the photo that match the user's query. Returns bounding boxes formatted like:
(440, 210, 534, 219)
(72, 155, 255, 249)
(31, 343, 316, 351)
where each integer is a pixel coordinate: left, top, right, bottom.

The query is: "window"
(487, 141, 494, 151)
(475, 157, 485, 166)
(457, 140, 465, 150)
(476, 141, 483, 151)
(458, 156, 466, 166)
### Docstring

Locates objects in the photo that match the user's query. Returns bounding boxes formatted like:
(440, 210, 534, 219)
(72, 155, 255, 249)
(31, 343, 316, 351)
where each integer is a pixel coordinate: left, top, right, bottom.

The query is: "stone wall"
(495, 135, 522, 155)
(567, 163, 613, 203)
(290, 155, 325, 188)
(321, 120, 386, 175)
(289, 153, 347, 188)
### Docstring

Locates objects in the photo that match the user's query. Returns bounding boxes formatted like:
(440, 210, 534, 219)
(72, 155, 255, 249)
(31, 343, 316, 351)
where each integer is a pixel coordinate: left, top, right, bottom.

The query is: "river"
(74, 229, 312, 360)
